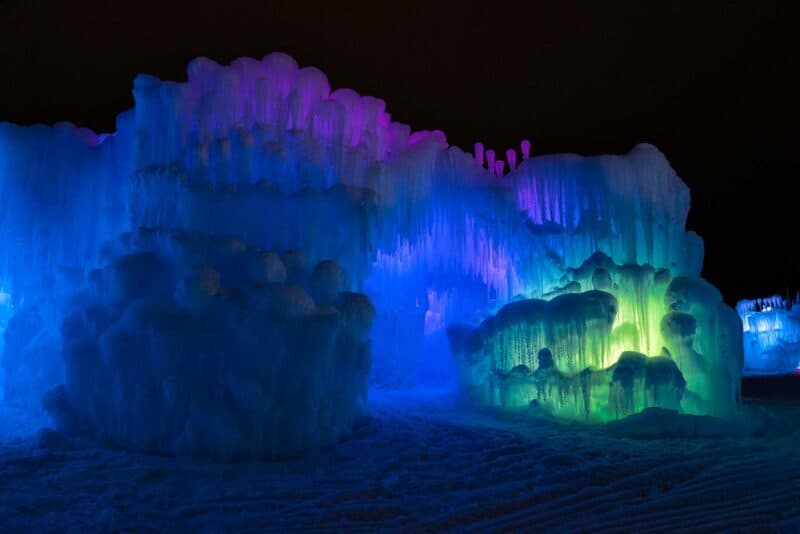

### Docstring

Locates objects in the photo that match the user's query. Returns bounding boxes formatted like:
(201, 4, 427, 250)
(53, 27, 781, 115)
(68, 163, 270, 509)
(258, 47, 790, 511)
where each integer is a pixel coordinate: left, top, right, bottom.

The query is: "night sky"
(1, 1, 797, 305)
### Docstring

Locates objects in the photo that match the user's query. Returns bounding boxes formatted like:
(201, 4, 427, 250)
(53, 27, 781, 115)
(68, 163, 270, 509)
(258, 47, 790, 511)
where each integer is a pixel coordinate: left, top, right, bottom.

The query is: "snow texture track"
(1, 393, 799, 532)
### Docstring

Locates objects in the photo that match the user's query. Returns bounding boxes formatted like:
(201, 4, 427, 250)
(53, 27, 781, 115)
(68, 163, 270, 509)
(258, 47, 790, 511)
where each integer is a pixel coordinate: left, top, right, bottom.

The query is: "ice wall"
(44, 228, 373, 459)
(0, 123, 127, 298)
(0, 52, 741, 430)
(737, 295, 800, 375)
(0, 122, 128, 405)
(97, 52, 706, 387)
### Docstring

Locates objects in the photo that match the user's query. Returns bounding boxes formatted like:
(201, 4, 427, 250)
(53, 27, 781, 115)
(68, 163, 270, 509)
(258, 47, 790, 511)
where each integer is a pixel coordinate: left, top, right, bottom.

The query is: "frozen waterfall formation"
(0, 52, 743, 456)
(737, 295, 800, 375)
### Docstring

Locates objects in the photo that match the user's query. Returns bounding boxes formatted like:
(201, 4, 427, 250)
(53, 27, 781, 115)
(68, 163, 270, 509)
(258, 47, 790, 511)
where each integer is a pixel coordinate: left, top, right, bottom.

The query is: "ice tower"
(0, 53, 743, 456)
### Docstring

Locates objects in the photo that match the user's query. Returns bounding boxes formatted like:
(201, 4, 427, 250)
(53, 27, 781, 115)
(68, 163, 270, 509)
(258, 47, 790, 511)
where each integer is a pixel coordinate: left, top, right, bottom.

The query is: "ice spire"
(486, 149, 496, 173)
(506, 148, 517, 170)
(521, 139, 531, 160)
(474, 142, 485, 167)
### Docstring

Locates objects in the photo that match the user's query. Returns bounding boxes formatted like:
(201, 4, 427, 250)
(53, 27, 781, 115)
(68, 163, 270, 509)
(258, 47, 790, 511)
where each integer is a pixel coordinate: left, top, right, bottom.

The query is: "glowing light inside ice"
(0, 52, 744, 444)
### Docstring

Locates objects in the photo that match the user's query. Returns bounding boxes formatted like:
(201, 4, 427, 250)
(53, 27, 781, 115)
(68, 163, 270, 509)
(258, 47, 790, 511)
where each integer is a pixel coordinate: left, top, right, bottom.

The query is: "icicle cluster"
(449, 254, 740, 420)
(473, 140, 531, 177)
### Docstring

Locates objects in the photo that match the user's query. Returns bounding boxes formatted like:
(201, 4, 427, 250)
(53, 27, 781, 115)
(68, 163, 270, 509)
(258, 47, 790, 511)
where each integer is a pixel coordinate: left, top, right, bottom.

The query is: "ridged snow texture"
(0, 52, 740, 435)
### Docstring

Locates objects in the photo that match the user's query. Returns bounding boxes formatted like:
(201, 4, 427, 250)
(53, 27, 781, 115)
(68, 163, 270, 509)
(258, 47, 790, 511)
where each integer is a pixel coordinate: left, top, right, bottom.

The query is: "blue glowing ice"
(737, 295, 800, 375)
(0, 53, 744, 456)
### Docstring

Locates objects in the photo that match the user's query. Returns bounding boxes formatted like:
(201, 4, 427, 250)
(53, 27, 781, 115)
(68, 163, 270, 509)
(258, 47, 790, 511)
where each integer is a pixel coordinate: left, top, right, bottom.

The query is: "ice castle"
(0, 53, 743, 458)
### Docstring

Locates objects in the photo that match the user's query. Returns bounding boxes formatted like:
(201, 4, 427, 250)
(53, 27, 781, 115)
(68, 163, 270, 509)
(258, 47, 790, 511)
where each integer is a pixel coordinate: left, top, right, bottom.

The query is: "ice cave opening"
(0, 52, 744, 458)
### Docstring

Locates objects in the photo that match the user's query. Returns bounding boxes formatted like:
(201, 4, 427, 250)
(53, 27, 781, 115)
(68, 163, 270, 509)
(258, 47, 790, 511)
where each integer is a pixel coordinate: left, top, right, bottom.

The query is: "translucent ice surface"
(0, 53, 743, 448)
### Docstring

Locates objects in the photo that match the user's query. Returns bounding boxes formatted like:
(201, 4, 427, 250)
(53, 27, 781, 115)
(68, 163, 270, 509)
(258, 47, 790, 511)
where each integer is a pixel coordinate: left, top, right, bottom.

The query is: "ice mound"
(737, 295, 800, 375)
(606, 405, 792, 439)
(47, 228, 373, 460)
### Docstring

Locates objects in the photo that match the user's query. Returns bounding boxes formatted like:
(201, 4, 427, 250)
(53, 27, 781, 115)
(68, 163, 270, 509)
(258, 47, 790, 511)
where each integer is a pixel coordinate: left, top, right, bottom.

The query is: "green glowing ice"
(448, 253, 742, 421)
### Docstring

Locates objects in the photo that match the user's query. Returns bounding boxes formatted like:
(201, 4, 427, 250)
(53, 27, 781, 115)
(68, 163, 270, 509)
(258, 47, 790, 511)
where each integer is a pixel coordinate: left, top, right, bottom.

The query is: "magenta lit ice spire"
(521, 139, 531, 160)
(494, 160, 505, 177)
(474, 142, 485, 167)
(506, 148, 517, 170)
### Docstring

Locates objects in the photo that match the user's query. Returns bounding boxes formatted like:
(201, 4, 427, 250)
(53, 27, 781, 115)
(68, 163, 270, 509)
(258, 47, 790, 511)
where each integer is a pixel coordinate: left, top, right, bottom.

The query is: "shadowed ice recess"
(0, 52, 742, 459)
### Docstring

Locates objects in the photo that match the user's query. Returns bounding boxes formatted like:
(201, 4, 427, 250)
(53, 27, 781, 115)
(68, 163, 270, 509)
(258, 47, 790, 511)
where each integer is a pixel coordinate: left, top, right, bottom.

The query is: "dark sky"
(1, 1, 797, 305)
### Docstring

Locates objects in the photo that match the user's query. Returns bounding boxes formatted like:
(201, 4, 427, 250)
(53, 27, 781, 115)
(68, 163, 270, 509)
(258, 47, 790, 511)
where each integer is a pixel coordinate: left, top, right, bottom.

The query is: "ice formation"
(0, 52, 744, 454)
(449, 256, 742, 420)
(44, 229, 373, 459)
(737, 295, 800, 375)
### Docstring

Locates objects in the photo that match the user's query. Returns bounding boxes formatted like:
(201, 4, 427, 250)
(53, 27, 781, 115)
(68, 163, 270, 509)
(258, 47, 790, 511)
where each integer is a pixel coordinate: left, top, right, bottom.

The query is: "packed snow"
(1, 389, 799, 531)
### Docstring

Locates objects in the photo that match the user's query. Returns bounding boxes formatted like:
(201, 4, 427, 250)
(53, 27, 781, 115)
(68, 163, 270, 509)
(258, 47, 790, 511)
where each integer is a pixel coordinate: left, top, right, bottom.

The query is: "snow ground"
(1, 390, 799, 532)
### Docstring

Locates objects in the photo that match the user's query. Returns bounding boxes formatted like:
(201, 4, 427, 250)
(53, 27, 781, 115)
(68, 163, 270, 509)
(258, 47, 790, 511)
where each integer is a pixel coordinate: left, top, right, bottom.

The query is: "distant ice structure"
(737, 294, 800, 375)
(0, 52, 743, 453)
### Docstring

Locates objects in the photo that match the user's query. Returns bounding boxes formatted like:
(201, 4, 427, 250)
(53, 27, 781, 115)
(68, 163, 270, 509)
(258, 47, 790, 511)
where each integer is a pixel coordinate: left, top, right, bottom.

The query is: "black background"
(1, 1, 797, 305)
